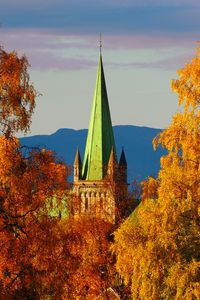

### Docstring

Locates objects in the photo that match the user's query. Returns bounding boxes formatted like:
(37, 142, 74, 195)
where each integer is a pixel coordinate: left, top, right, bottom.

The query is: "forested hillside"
(21, 125, 165, 182)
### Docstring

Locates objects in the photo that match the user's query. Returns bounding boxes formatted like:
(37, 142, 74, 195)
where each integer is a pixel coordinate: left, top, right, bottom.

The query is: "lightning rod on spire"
(100, 33, 102, 54)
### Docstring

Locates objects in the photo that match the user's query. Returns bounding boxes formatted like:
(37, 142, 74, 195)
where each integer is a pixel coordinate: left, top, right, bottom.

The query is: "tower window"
(100, 198, 103, 210)
(85, 198, 89, 210)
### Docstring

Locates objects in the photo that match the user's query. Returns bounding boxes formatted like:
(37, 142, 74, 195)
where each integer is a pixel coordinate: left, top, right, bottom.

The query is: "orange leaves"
(61, 216, 114, 299)
(0, 46, 120, 299)
(0, 136, 71, 298)
(0, 47, 37, 136)
(0, 135, 115, 299)
(141, 176, 158, 202)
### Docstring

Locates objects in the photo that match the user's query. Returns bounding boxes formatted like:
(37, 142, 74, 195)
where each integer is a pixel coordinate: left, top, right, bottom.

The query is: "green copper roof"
(82, 54, 116, 180)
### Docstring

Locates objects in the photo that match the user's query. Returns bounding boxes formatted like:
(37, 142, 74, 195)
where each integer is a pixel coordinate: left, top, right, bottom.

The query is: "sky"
(0, 0, 199, 136)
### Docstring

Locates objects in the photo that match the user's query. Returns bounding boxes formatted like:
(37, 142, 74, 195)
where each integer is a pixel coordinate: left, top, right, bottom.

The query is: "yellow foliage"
(112, 46, 200, 299)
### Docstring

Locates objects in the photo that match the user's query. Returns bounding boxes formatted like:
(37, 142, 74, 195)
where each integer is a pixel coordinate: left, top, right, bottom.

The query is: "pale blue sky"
(0, 0, 199, 135)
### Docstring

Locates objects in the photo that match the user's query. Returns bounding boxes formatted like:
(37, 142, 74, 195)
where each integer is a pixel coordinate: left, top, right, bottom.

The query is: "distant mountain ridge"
(20, 125, 166, 183)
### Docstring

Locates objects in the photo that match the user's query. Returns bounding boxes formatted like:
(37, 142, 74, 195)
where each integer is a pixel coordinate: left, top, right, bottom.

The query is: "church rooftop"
(82, 54, 116, 180)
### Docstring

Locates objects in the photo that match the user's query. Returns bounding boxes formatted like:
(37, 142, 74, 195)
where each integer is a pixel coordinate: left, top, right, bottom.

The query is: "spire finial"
(100, 33, 102, 54)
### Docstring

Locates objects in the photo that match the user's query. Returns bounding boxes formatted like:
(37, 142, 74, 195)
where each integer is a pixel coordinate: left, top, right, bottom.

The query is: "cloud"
(111, 52, 195, 71)
(1, 28, 198, 51)
(0, 29, 97, 70)
(0, 29, 197, 71)
(31, 52, 96, 71)
(101, 34, 199, 49)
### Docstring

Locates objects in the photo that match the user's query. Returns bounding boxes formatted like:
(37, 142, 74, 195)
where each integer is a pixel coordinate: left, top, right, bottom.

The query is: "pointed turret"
(74, 148, 82, 182)
(82, 54, 116, 180)
(119, 147, 127, 166)
(119, 147, 127, 183)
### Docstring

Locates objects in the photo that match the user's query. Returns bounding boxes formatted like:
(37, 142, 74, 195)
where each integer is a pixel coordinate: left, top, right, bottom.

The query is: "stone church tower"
(73, 52, 128, 223)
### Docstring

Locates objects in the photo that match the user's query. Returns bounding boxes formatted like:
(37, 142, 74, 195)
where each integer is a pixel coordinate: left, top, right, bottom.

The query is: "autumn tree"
(61, 216, 115, 300)
(0, 48, 72, 299)
(0, 137, 71, 299)
(0, 47, 121, 300)
(112, 46, 200, 299)
(0, 46, 36, 137)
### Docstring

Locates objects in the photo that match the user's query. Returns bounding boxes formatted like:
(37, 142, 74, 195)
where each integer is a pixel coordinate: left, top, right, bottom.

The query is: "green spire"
(82, 54, 116, 180)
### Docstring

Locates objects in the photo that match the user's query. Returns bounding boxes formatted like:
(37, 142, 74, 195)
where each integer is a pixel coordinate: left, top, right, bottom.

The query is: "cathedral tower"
(73, 51, 128, 223)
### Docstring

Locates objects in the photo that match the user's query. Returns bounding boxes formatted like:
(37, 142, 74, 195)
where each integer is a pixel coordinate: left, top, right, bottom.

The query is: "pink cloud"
(110, 52, 195, 71)
(29, 51, 96, 71)
(0, 29, 198, 71)
(1, 28, 198, 50)
(97, 33, 200, 50)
